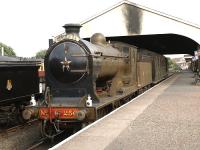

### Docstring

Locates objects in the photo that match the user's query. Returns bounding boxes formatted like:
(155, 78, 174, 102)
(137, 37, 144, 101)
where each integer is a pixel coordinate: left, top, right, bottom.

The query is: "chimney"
(62, 24, 82, 41)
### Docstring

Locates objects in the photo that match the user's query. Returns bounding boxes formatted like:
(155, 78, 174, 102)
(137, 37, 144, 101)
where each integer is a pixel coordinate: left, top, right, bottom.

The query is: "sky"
(0, 0, 200, 57)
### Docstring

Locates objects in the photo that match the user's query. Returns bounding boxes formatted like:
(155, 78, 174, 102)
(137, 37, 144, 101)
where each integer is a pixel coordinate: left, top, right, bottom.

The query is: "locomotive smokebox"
(63, 24, 82, 41)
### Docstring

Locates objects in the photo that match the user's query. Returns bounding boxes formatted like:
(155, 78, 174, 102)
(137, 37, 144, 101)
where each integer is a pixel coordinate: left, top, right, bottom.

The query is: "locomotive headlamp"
(86, 95, 93, 107)
(30, 95, 36, 106)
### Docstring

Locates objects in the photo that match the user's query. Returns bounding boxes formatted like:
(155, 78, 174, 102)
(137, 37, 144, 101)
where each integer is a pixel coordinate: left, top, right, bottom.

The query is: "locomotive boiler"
(27, 24, 168, 138)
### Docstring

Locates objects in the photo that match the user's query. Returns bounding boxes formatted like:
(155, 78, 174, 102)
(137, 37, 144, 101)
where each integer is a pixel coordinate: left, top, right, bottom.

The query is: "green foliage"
(0, 42, 16, 56)
(36, 49, 47, 59)
(167, 57, 173, 68)
(167, 57, 181, 71)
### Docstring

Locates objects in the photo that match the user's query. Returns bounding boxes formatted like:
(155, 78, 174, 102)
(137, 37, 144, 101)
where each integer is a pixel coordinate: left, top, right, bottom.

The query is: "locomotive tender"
(30, 24, 168, 137)
(0, 56, 41, 124)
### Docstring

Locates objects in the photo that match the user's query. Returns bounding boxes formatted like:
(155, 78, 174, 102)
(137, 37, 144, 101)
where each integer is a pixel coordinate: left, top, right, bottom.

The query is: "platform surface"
(52, 72, 200, 150)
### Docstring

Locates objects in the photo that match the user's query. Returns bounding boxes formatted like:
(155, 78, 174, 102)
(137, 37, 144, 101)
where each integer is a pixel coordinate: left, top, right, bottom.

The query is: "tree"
(167, 57, 181, 71)
(167, 57, 174, 68)
(0, 42, 16, 56)
(36, 49, 47, 59)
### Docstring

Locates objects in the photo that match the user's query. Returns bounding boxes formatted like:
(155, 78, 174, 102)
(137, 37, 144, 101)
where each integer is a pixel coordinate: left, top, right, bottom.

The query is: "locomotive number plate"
(39, 107, 80, 119)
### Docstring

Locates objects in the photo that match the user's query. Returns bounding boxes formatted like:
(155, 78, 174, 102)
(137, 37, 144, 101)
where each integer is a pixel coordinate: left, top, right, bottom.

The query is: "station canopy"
(80, 0, 200, 55)
(106, 34, 198, 55)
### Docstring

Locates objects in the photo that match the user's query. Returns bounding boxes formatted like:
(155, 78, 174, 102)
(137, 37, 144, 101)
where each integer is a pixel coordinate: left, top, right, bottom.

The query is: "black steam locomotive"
(0, 56, 40, 125)
(26, 24, 168, 138)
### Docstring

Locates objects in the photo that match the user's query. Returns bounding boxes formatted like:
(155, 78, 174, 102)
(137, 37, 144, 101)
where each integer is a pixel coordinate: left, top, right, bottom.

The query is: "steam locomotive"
(0, 56, 41, 125)
(23, 24, 168, 138)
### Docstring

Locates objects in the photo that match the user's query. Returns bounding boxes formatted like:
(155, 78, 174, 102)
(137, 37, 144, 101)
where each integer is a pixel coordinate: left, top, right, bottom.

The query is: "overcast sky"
(0, 0, 200, 57)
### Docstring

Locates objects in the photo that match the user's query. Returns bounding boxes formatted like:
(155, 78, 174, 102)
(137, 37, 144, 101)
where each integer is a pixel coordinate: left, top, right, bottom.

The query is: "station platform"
(51, 72, 200, 150)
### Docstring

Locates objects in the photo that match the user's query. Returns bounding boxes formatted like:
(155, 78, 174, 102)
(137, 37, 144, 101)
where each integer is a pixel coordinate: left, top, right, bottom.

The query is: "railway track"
(27, 137, 48, 150)
(0, 119, 42, 150)
(0, 119, 38, 134)
(27, 129, 75, 150)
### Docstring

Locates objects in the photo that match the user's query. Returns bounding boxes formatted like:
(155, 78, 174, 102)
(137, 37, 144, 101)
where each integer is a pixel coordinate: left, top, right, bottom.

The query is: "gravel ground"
(105, 72, 200, 150)
(0, 121, 42, 150)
